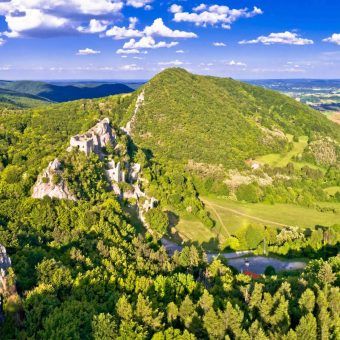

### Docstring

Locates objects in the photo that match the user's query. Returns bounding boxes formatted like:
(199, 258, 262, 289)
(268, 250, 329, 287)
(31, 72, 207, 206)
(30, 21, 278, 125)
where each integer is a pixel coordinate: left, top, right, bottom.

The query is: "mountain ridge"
(127, 68, 339, 169)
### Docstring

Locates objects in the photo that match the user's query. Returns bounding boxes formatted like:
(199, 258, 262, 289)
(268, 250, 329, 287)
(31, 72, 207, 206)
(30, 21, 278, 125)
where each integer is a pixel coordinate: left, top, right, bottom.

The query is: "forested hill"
(130, 68, 339, 169)
(0, 80, 134, 104)
(0, 87, 47, 109)
(0, 69, 339, 339)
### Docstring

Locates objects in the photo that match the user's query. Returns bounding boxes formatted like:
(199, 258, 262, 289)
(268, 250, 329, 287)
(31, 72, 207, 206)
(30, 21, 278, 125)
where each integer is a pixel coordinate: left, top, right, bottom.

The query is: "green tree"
(295, 313, 317, 340)
(145, 207, 169, 235)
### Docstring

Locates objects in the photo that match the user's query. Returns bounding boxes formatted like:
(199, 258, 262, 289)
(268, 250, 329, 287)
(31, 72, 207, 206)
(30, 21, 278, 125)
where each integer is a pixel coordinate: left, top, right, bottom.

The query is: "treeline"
(234, 163, 340, 206)
(0, 193, 339, 339)
(223, 224, 340, 259)
(144, 162, 214, 228)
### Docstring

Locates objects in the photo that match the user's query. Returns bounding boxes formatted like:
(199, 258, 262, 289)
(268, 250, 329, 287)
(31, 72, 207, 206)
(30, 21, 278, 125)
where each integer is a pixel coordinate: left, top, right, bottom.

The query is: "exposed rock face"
(69, 118, 115, 156)
(32, 159, 76, 200)
(138, 197, 158, 227)
(105, 160, 125, 183)
(0, 245, 11, 272)
(304, 138, 338, 166)
(121, 90, 144, 135)
(0, 244, 12, 295)
(32, 116, 159, 229)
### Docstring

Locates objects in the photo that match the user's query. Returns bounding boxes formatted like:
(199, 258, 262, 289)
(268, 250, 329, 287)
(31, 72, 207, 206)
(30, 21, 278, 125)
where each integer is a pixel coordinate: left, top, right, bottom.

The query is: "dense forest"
(0, 68, 339, 338)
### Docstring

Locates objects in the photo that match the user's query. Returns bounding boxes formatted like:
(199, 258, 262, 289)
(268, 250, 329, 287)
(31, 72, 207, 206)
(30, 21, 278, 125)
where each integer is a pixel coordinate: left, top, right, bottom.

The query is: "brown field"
(328, 111, 340, 125)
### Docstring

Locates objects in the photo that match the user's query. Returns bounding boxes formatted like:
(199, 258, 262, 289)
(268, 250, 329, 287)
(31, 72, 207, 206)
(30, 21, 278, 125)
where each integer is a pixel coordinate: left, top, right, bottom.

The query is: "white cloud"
(323, 33, 340, 45)
(213, 42, 226, 47)
(144, 18, 197, 38)
(123, 36, 178, 49)
(77, 19, 109, 33)
(0, 0, 124, 38)
(114, 18, 196, 52)
(176, 49, 185, 53)
(77, 48, 101, 55)
(239, 31, 314, 45)
(158, 60, 184, 66)
(228, 60, 247, 66)
(0, 64, 11, 70)
(193, 4, 207, 12)
(120, 63, 143, 71)
(126, 0, 152, 9)
(169, 4, 182, 14)
(116, 48, 141, 54)
(0, 38, 5, 46)
(173, 4, 262, 28)
(106, 25, 143, 40)
(106, 18, 196, 49)
(129, 17, 138, 30)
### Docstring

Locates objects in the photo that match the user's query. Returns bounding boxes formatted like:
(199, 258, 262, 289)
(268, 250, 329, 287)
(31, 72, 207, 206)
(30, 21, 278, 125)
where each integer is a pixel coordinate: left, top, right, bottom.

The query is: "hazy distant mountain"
(0, 87, 47, 109)
(0, 80, 134, 105)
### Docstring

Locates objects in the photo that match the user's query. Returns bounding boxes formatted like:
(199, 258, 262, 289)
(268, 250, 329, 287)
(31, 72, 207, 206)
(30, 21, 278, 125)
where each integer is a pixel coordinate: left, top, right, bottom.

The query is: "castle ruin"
(69, 118, 115, 156)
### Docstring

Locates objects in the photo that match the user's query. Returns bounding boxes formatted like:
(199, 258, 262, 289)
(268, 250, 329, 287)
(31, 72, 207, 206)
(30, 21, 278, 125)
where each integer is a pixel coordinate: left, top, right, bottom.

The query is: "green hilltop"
(129, 68, 339, 169)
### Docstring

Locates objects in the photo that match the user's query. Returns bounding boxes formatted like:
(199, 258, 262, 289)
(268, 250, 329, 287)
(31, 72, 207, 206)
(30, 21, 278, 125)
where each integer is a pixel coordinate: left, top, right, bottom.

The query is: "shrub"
(145, 208, 169, 235)
(236, 183, 261, 203)
(264, 265, 276, 276)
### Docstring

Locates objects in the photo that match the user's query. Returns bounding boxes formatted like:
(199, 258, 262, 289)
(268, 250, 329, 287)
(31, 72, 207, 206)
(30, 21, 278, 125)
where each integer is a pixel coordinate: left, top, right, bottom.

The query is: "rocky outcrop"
(105, 160, 126, 183)
(0, 244, 12, 295)
(68, 118, 115, 157)
(138, 197, 158, 227)
(32, 159, 76, 200)
(121, 90, 144, 135)
(0, 245, 11, 273)
(32, 116, 159, 229)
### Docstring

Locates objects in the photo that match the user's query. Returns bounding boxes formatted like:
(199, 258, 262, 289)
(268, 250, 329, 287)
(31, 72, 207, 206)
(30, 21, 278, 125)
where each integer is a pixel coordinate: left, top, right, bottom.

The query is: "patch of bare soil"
(329, 111, 340, 125)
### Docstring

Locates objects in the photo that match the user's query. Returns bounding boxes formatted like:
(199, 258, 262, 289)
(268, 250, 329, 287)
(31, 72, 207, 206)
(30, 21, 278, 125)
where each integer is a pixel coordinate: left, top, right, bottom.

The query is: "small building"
(245, 159, 261, 170)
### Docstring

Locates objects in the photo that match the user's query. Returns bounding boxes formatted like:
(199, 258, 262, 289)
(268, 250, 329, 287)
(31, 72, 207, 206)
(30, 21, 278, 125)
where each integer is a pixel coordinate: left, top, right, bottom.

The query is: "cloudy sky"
(0, 0, 339, 80)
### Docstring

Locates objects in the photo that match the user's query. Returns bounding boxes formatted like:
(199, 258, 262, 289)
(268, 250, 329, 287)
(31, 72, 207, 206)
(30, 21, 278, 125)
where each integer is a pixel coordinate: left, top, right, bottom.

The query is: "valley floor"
(174, 195, 340, 250)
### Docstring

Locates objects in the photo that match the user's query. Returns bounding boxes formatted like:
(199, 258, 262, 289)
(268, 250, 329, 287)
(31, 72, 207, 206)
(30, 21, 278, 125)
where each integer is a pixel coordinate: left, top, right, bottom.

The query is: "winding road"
(161, 238, 306, 274)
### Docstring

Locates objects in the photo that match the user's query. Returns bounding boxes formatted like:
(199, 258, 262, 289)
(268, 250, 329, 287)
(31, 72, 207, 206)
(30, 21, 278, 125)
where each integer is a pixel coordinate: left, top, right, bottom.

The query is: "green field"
(324, 186, 340, 195)
(174, 195, 340, 248)
(255, 135, 323, 170)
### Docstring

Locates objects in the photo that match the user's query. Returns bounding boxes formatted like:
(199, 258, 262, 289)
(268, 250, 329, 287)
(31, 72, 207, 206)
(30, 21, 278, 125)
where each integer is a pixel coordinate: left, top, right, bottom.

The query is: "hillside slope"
(0, 80, 134, 103)
(0, 87, 48, 108)
(130, 68, 339, 169)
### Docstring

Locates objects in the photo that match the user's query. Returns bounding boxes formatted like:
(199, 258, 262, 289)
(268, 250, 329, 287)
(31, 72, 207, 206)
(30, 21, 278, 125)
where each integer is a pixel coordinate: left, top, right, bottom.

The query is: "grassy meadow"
(174, 195, 340, 249)
(255, 135, 324, 171)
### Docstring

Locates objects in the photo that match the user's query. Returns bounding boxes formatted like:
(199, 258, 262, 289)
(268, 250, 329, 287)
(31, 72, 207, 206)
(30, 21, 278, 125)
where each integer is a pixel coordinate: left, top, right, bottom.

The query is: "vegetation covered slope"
(0, 72, 339, 339)
(0, 88, 47, 109)
(0, 80, 134, 103)
(131, 68, 339, 169)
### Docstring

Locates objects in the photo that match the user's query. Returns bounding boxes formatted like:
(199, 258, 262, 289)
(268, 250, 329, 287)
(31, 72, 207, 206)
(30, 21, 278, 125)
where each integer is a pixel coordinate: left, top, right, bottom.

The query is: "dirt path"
(203, 199, 286, 228)
(204, 200, 231, 237)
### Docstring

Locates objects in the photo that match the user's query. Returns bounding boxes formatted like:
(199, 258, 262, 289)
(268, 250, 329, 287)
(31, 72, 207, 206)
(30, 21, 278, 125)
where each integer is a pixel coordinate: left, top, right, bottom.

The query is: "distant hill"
(0, 87, 47, 109)
(127, 68, 339, 169)
(0, 80, 134, 105)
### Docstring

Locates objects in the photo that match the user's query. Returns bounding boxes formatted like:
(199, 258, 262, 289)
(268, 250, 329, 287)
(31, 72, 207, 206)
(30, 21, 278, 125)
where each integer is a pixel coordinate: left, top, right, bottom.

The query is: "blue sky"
(0, 0, 339, 80)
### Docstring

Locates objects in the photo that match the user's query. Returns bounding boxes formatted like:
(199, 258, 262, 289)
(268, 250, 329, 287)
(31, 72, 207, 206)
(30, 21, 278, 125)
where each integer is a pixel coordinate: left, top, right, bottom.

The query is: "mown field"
(255, 135, 324, 171)
(174, 195, 340, 248)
